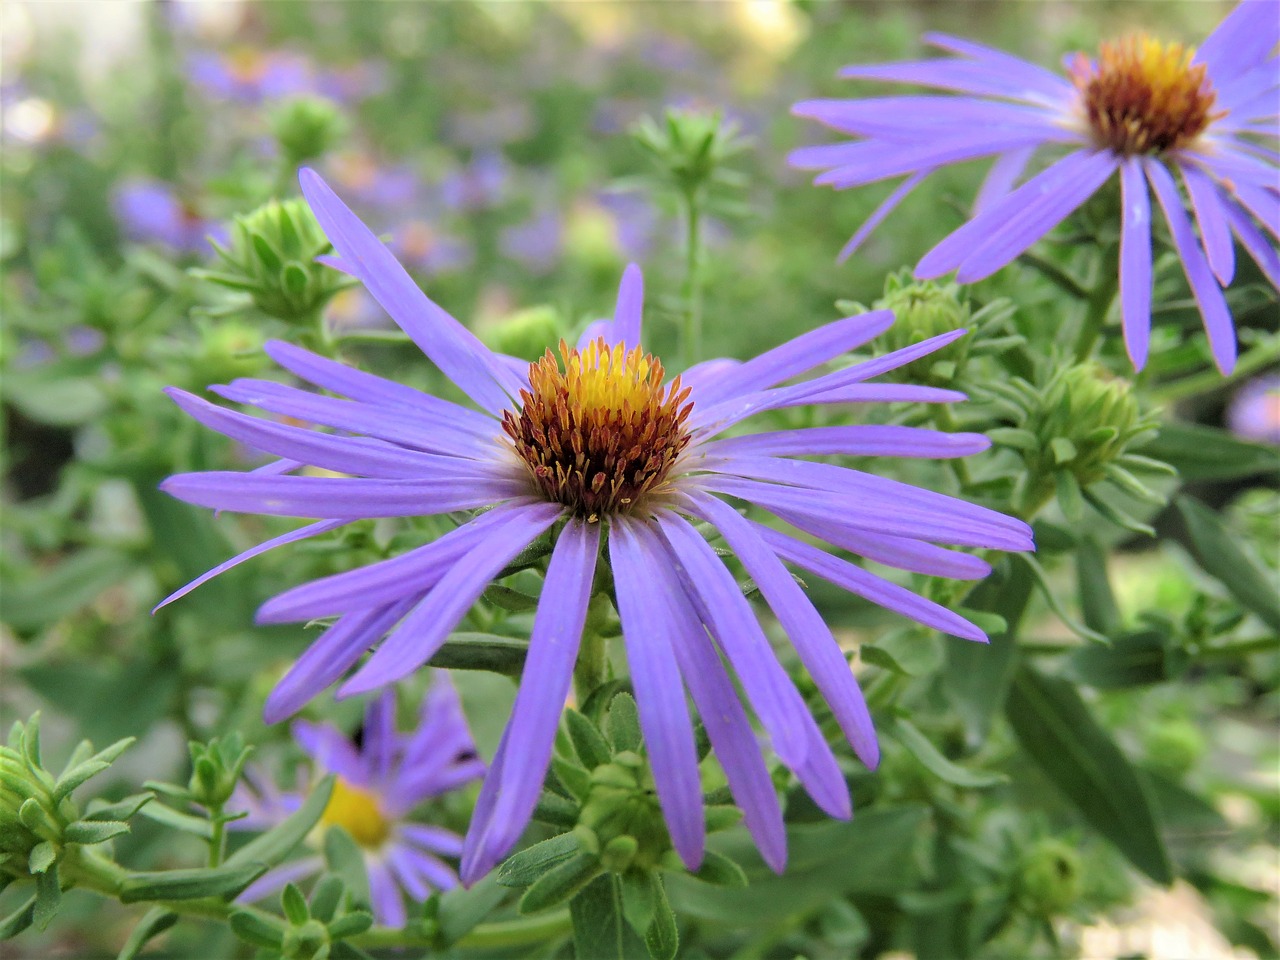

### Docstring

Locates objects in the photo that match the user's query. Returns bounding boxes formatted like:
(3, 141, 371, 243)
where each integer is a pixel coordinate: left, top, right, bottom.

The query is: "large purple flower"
(159, 168, 1032, 883)
(231, 682, 483, 927)
(791, 0, 1279, 374)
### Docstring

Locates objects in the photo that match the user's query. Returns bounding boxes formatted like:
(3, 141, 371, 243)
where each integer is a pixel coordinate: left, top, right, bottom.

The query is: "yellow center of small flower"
(319, 778, 391, 849)
(1070, 35, 1220, 155)
(503, 338, 693, 521)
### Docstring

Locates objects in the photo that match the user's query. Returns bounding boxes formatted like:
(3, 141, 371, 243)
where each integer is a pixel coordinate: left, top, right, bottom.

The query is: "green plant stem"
(933, 403, 972, 487)
(207, 811, 226, 869)
(1072, 244, 1119, 362)
(573, 629, 608, 705)
(1149, 336, 1280, 404)
(680, 188, 705, 365)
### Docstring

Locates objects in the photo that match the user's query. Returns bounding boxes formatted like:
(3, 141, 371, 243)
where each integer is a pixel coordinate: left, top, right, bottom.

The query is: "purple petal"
(463, 520, 599, 879)
(365, 691, 397, 787)
(1145, 158, 1238, 374)
(1119, 157, 1154, 371)
(298, 168, 522, 415)
(689, 493, 877, 769)
(973, 146, 1036, 214)
(460, 724, 511, 885)
(293, 722, 368, 784)
(956, 150, 1118, 282)
(704, 425, 989, 460)
(1195, 0, 1280, 86)
(236, 857, 324, 906)
(264, 598, 419, 723)
(1224, 200, 1280, 289)
(339, 505, 565, 694)
(793, 96, 1063, 138)
(838, 171, 931, 262)
(784, 383, 969, 407)
(921, 32, 1076, 102)
(576, 318, 614, 350)
(811, 133, 1066, 190)
(838, 59, 1072, 106)
(612, 263, 644, 348)
(610, 518, 705, 868)
(400, 824, 465, 858)
(1182, 165, 1236, 285)
(153, 518, 345, 613)
(387, 844, 458, 899)
(367, 859, 407, 928)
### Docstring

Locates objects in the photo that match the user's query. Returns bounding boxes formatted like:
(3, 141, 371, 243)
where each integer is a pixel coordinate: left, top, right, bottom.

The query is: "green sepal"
(0, 896, 36, 940)
(326, 911, 373, 940)
(1049, 437, 1078, 465)
(498, 831, 581, 887)
(565, 710, 612, 770)
(54, 735, 135, 802)
(607, 693, 643, 754)
(1081, 487, 1155, 536)
(120, 860, 268, 903)
(116, 908, 178, 960)
(18, 797, 56, 837)
(282, 262, 310, 302)
(308, 875, 345, 923)
(282, 882, 310, 925)
(481, 585, 540, 612)
(518, 852, 602, 914)
(251, 232, 283, 273)
(685, 849, 747, 888)
(552, 757, 592, 802)
(223, 775, 334, 873)
(1054, 470, 1085, 524)
(64, 819, 129, 845)
(532, 791, 580, 828)
(32, 864, 60, 930)
(987, 428, 1039, 451)
(229, 908, 287, 950)
(703, 805, 742, 834)
(643, 874, 678, 960)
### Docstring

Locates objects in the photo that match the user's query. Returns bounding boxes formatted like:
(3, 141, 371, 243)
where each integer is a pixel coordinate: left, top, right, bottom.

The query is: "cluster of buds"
(195, 198, 352, 326)
(1, 715, 143, 934)
(631, 107, 749, 208)
(498, 692, 746, 960)
(230, 874, 372, 960)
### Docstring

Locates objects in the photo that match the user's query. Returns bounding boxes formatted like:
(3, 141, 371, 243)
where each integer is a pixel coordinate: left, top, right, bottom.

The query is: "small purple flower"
(159, 169, 1033, 883)
(1227, 374, 1280, 444)
(438, 151, 509, 212)
(500, 208, 563, 274)
(186, 47, 313, 104)
(792, 0, 1279, 374)
(231, 682, 483, 927)
(113, 180, 224, 253)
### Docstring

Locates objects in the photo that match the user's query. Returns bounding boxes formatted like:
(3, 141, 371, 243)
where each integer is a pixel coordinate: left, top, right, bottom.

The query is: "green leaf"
(0, 896, 36, 940)
(326, 911, 373, 940)
(564, 710, 612, 769)
(137, 799, 213, 839)
(1144, 421, 1280, 482)
(1054, 469, 1085, 524)
(229, 909, 287, 950)
(1069, 630, 1177, 689)
(28, 841, 56, 875)
(1005, 664, 1172, 884)
(1177, 497, 1280, 632)
(437, 873, 506, 946)
(498, 832, 581, 887)
(481, 584, 540, 612)
(119, 860, 269, 903)
(551, 757, 591, 802)
(4, 549, 133, 632)
(323, 827, 371, 913)
(684, 849, 747, 888)
(619, 869, 654, 938)
(84, 793, 153, 823)
(1081, 486, 1156, 537)
(642, 874, 678, 960)
(607, 693, 643, 754)
(33, 865, 61, 930)
(64, 819, 130, 845)
(224, 776, 334, 873)
(886, 717, 1007, 789)
(308, 875, 345, 923)
(427, 633, 527, 675)
(570, 874, 649, 960)
(116, 908, 178, 960)
(6, 375, 109, 427)
(518, 852, 601, 914)
(281, 883, 310, 925)
(533, 791, 580, 828)
(1017, 554, 1109, 644)
(1076, 538, 1121, 636)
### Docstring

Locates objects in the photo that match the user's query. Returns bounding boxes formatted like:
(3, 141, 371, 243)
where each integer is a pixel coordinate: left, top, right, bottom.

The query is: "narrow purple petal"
(575, 318, 614, 350)
(793, 96, 1062, 138)
(299, 168, 522, 415)
(1224, 201, 1280, 289)
(973, 145, 1036, 213)
(921, 32, 1077, 101)
(813, 133, 1064, 191)
(781, 383, 969, 407)
(1195, 0, 1280, 86)
(339, 505, 565, 694)
(387, 845, 457, 898)
(1119, 157, 1154, 371)
(956, 150, 1118, 282)
(366, 691, 397, 787)
(1228, 180, 1280, 243)
(689, 493, 877, 769)
(612, 263, 644, 348)
(704, 424, 990, 460)
(1145, 158, 1238, 374)
(610, 518, 705, 868)
(464, 520, 599, 876)
(838, 59, 1072, 106)
(154, 518, 345, 613)
(367, 860, 407, 928)
(161, 472, 528, 520)
(757, 522, 988, 642)
(400, 824, 465, 858)
(236, 857, 324, 906)
(460, 725, 512, 884)
(1182, 165, 1236, 285)
(838, 171, 931, 262)
(293, 722, 368, 784)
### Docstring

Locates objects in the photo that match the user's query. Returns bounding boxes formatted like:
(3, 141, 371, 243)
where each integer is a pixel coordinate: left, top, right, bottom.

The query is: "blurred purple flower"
(391, 220, 474, 276)
(230, 683, 483, 927)
(186, 47, 313, 104)
(1227, 374, 1280, 445)
(158, 170, 1032, 883)
(500, 208, 563, 274)
(324, 150, 420, 213)
(445, 103, 534, 148)
(439, 151, 509, 211)
(113, 179, 224, 253)
(597, 191, 657, 260)
(316, 61, 389, 105)
(792, 0, 1279, 374)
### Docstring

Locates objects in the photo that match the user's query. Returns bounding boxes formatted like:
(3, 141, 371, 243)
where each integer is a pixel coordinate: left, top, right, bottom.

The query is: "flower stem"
(1149, 335, 1280, 404)
(680, 188, 705, 366)
(1072, 244, 1119, 362)
(573, 628, 608, 705)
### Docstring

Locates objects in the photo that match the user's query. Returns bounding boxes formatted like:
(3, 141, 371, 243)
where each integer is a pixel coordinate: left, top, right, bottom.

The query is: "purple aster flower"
(1227, 373, 1280, 444)
(158, 169, 1033, 883)
(186, 47, 314, 104)
(791, 0, 1279, 374)
(230, 682, 483, 928)
(113, 179, 225, 253)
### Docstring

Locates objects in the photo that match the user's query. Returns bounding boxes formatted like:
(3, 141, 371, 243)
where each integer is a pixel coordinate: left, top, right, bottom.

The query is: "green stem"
(207, 811, 226, 869)
(680, 188, 705, 366)
(933, 403, 972, 488)
(573, 628, 608, 705)
(1072, 244, 1120, 362)
(1149, 336, 1280, 404)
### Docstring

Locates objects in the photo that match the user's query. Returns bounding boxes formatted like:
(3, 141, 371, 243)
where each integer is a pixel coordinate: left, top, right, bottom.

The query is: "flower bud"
(271, 97, 347, 169)
(1143, 717, 1205, 776)
(1017, 838, 1083, 917)
(631, 107, 748, 201)
(481, 305, 563, 362)
(873, 272, 972, 382)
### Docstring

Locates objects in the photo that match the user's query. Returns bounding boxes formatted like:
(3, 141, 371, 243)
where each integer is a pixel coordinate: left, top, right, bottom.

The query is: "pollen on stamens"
(1070, 35, 1220, 155)
(503, 338, 694, 519)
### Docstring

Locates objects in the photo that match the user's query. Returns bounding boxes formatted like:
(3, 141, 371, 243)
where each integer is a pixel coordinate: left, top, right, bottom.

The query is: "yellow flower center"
(227, 48, 268, 85)
(1070, 35, 1220, 155)
(503, 338, 694, 521)
(319, 778, 391, 849)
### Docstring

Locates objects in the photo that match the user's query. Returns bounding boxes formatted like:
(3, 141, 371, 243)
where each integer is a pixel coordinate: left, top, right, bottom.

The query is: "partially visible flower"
(391, 220, 474, 276)
(324, 150, 420, 212)
(316, 60, 389, 105)
(597, 190, 658, 260)
(113, 179, 224, 253)
(1227, 374, 1280, 444)
(500, 208, 563, 274)
(186, 47, 313, 104)
(439, 151, 509, 211)
(159, 169, 1033, 884)
(231, 682, 483, 928)
(792, 1, 1279, 374)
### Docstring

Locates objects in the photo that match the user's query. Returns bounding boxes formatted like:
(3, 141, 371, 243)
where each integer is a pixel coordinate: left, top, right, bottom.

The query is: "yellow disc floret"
(1070, 35, 1220, 155)
(503, 338, 694, 520)
(320, 778, 391, 849)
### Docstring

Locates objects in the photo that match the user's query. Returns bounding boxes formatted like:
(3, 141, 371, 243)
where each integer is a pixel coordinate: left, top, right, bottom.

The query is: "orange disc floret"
(1070, 35, 1221, 155)
(503, 338, 694, 521)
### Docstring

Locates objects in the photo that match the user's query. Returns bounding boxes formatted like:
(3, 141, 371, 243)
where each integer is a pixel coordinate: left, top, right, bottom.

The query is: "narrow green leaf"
(427, 633, 527, 674)
(137, 800, 213, 839)
(1177, 496, 1280, 631)
(481, 585, 540, 612)
(551, 757, 591, 802)
(1054, 470, 1085, 524)
(886, 717, 1007, 789)
(281, 883, 310, 925)
(684, 850, 747, 888)
(64, 819, 130, 845)
(518, 852, 601, 914)
(1017, 554, 1110, 644)
(532, 791, 579, 828)
(1081, 486, 1156, 536)
(119, 861, 268, 903)
(607, 693, 643, 754)
(323, 825, 370, 912)
(33, 865, 60, 930)
(1005, 664, 1172, 884)
(1070, 630, 1175, 689)
(1076, 538, 1121, 636)
(84, 793, 152, 823)
(643, 875, 678, 960)
(229, 909, 286, 950)
(498, 832, 580, 887)
(0, 896, 36, 940)
(564, 710, 612, 770)
(308, 874, 345, 923)
(437, 873, 506, 946)
(570, 874, 648, 960)
(224, 775, 334, 873)
(1144, 421, 1280, 482)
(619, 869, 654, 939)
(28, 841, 56, 875)
(326, 911, 373, 939)
(115, 908, 178, 960)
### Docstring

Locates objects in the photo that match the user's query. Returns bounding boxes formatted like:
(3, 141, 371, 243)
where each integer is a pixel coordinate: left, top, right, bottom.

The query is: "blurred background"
(2, 2, 1275, 958)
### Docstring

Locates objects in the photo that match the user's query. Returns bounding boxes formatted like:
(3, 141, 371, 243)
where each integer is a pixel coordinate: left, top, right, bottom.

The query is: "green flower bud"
(481, 305, 563, 362)
(1143, 717, 1206, 775)
(271, 97, 347, 168)
(186, 733, 252, 810)
(631, 107, 748, 201)
(196, 198, 350, 324)
(869, 272, 972, 383)
(1034, 363, 1144, 485)
(1017, 839, 1083, 917)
